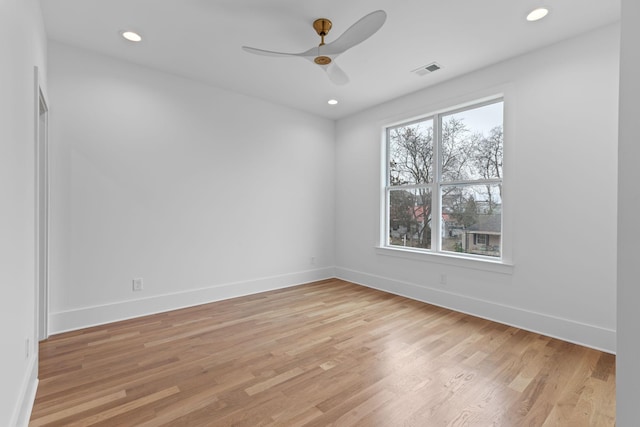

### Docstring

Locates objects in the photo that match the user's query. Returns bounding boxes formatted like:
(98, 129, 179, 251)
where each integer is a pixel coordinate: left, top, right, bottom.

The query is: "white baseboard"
(11, 355, 38, 427)
(48, 265, 615, 353)
(49, 267, 335, 334)
(335, 266, 616, 354)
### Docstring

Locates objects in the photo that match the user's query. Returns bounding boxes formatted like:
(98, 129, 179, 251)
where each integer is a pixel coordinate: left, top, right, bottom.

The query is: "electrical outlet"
(25, 338, 30, 359)
(440, 274, 447, 285)
(310, 256, 316, 266)
(132, 278, 144, 291)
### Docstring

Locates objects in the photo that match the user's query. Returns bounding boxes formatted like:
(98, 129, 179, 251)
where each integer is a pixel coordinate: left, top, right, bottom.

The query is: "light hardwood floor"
(30, 279, 615, 426)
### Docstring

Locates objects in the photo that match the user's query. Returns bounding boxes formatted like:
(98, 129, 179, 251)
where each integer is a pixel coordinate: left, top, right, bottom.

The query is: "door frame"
(34, 66, 49, 342)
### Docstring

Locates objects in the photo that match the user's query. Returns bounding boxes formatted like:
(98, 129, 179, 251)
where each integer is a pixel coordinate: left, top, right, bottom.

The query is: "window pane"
(389, 187, 432, 249)
(441, 184, 501, 257)
(389, 119, 434, 185)
(441, 101, 503, 181)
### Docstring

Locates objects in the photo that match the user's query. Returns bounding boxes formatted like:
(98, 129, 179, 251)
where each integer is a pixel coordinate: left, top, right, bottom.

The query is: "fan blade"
(242, 46, 303, 57)
(322, 10, 386, 56)
(324, 62, 349, 85)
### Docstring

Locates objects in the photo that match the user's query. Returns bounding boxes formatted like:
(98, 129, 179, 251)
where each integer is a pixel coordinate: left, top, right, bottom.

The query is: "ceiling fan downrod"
(313, 18, 332, 65)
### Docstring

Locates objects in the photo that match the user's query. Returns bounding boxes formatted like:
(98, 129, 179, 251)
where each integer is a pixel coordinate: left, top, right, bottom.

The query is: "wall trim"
(335, 266, 616, 354)
(50, 267, 335, 334)
(12, 355, 38, 427)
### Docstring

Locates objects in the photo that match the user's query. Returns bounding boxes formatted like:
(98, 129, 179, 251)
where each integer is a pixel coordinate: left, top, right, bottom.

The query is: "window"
(384, 99, 504, 259)
(475, 234, 488, 245)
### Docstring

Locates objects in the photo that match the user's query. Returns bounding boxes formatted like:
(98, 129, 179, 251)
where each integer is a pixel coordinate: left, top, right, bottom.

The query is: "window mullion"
(441, 178, 502, 187)
(432, 113, 442, 253)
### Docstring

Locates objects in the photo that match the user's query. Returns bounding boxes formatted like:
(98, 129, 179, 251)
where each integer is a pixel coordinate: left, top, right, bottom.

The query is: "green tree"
(449, 194, 478, 229)
(389, 189, 416, 234)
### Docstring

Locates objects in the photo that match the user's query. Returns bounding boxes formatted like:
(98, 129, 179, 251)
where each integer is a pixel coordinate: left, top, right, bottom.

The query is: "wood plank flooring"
(30, 279, 616, 426)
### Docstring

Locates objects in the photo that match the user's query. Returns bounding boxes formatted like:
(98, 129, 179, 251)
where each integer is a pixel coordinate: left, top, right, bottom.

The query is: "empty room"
(3, 0, 639, 425)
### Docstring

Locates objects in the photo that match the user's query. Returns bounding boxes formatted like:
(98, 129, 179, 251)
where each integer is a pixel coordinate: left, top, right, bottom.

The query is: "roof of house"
(466, 214, 501, 234)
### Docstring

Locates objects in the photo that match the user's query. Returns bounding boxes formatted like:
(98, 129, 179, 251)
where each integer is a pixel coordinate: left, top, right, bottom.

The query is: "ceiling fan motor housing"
(313, 18, 332, 38)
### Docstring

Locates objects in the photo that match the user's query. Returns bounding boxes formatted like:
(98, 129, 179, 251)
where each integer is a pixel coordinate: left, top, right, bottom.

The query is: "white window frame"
(379, 96, 512, 273)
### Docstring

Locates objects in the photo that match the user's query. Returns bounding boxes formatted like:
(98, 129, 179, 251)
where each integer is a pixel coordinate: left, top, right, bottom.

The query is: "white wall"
(617, 0, 639, 423)
(335, 24, 619, 353)
(0, 0, 47, 425)
(47, 42, 336, 332)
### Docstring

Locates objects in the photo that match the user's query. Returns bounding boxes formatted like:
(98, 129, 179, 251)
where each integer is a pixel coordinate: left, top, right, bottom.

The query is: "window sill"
(375, 246, 514, 275)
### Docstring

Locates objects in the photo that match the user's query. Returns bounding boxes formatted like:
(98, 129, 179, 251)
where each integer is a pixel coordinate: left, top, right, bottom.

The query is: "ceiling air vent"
(412, 62, 442, 76)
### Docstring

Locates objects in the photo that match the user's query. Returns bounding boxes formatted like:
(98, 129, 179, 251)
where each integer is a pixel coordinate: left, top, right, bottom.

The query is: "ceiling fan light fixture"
(526, 7, 549, 22)
(314, 56, 332, 65)
(121, 30, 142, 42)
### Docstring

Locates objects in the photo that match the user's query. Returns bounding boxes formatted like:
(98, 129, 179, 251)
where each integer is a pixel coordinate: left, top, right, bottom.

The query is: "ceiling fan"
(242, 10, 387, 85)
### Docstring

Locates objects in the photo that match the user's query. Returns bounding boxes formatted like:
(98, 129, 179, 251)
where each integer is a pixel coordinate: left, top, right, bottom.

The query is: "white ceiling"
(40, 0, 620, 120)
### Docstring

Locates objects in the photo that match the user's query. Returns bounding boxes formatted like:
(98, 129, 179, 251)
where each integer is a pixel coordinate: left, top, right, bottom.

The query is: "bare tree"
(441, 117, 473, 181)
(471, 126, 502, 180)
(389, 124, 433, 185)
(388, 118, 502, 248)
(388, 124, 433, 247)
(471, 125, 503, 212)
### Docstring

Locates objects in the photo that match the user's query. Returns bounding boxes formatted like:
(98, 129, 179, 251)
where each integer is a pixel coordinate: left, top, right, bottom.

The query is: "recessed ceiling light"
(526, 7, 549, 22)
(328, 99, 338, 105)
(121, 31, 142, 42)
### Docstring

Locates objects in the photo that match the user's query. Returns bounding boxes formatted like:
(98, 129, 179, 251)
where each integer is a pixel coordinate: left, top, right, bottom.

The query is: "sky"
(445, 101, 503, 135)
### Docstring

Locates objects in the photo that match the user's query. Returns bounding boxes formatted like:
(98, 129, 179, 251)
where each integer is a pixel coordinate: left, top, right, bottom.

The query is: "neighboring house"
(463, 214, 501, 256)
(390, 206, 501, 258)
